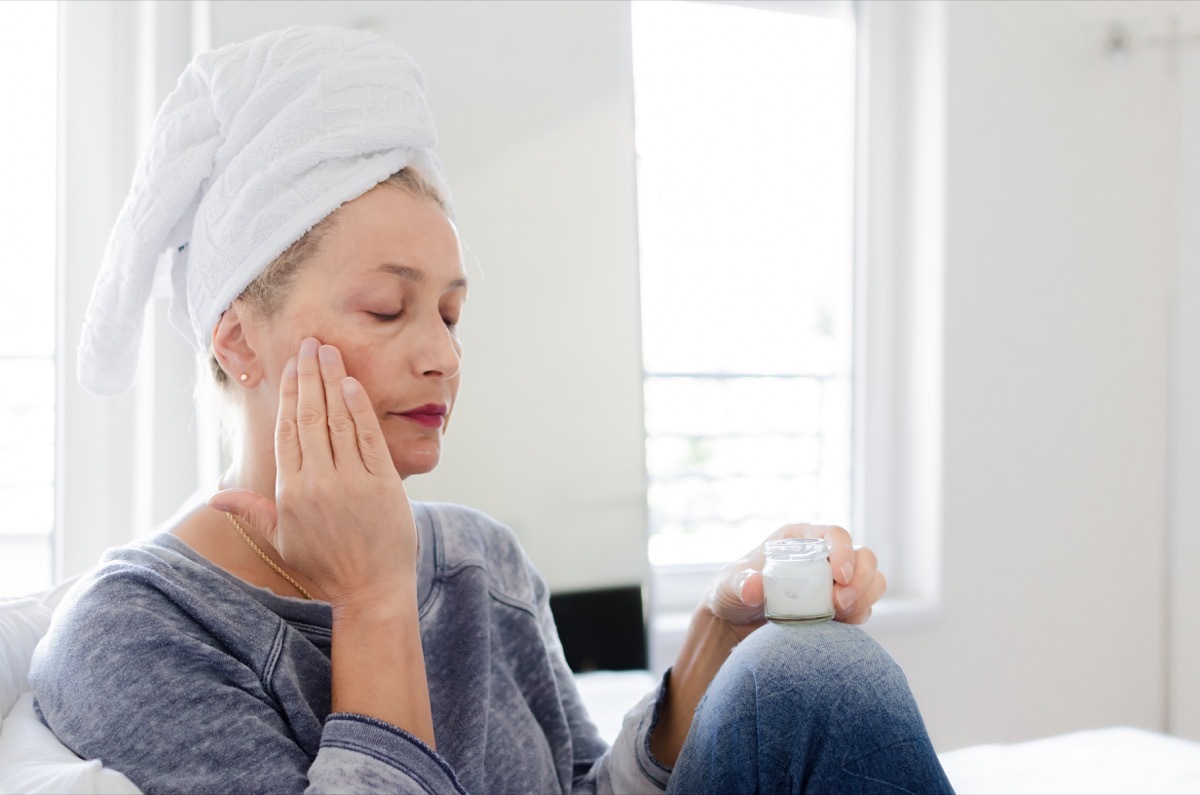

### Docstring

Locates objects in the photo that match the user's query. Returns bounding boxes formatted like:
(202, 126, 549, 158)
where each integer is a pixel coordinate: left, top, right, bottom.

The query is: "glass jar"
(763, 537, 835, 624)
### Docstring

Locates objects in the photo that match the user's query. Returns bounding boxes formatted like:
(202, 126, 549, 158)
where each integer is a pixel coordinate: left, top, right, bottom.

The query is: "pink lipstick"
(395, 403, 447, 428)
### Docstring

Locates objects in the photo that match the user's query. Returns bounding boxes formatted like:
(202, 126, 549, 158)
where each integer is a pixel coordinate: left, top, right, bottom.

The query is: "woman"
(31, 26, 952, 794)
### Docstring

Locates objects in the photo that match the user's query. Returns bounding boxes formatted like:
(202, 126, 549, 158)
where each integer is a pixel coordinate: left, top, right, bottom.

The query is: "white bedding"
(938, 727, 1200, 795)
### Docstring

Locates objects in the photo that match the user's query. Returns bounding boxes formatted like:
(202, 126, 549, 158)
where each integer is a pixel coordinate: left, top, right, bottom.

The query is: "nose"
(412, 312, 462, 380)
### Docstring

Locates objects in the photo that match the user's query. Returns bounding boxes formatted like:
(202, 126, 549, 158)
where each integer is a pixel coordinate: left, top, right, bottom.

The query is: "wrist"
(673, 605, 743, 682)
(329, 579, 417, 624)
(649, 605, 747, 765)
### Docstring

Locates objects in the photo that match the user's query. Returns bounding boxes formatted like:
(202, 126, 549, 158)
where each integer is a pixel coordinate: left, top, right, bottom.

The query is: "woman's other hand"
(706, 524, 886, 633)
(652, 525, 886, 765)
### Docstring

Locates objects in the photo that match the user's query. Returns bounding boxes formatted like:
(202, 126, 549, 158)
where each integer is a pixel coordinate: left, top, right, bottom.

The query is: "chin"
(390, 447, 442, 479)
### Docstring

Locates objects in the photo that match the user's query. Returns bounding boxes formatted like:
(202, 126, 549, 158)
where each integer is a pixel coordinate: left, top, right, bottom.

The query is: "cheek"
(336, 343, 388, 407)
(335, 342, 368, 377)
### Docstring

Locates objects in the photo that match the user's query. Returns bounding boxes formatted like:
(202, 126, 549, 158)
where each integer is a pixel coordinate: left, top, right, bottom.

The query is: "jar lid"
(764, 537, 830, 561)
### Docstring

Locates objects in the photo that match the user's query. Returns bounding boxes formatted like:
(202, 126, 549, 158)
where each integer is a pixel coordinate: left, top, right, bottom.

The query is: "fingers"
(765, 523, 878, 623)
(705, 563, 762, 625)
(710, 524, 887, 632)
(342, 376, 396, 477)
(295, 337, 333, 466)
(207, 489, 280, 546)
(318, 344, 359, 470)
(739, 570, 764, 608)
(276, 358, 301, 475)
(847, 570, 887, 623)
(717, 521, 884, 628)
(772, 523, 856, 585)
(816, 525, 855, 586)
(835, 546, 884, 623)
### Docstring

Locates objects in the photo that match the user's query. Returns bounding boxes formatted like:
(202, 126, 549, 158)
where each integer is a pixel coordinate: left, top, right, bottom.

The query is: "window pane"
(0, 1, 58, 358)
(634, 2, 854, 378)
(0, 359, 56, 467)
(633, 1, 855, 565)
(0, 0, 57, 596)
(647, 434, 820, 481)
(644, 377, 824, 437)
(0, 537, 53, 597)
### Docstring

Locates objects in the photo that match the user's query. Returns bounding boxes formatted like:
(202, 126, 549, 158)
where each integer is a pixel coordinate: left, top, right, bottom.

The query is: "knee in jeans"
(676, 621, 950, 795)
(723, 620, 908, 713)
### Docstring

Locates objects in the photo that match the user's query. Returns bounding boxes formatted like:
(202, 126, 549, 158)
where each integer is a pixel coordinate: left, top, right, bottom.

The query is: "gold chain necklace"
(225, 512, 314, 600)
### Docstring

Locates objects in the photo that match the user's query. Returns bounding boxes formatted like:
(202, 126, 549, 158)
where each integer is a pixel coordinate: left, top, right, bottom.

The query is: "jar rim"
(766, 537, 828, 549)
(764, 537, 830, 558)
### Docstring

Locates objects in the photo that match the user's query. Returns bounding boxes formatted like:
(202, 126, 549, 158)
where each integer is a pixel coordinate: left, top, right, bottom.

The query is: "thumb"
(739, 570, 764, 608)
(707, 565, 766, 625)
(207, 489, 279, 546)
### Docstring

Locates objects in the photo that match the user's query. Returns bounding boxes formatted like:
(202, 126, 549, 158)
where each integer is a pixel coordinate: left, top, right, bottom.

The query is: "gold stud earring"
(239, 373, 249, 383)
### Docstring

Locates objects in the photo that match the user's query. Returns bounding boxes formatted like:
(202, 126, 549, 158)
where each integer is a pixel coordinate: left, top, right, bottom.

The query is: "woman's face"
(249, 185, 467, 479)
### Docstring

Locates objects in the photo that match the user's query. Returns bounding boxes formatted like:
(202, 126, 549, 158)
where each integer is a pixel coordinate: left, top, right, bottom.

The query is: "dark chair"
(548, 585, 647, 673)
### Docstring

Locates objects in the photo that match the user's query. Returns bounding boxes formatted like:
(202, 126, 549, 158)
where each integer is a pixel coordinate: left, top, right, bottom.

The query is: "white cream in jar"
(763, 537, 835, 624)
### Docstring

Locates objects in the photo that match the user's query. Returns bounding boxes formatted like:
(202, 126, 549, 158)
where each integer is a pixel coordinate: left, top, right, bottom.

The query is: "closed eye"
(368, 310, 404, 322)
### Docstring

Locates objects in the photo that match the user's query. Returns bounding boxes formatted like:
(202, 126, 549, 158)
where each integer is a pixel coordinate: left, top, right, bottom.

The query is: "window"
(632, 0, 857, 568)
(0, 0, 58, 597)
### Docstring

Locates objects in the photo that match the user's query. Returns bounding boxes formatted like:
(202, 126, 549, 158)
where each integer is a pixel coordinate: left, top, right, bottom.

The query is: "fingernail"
(837, 586, 858, 611)
(283, 358, 297, 379)
(300, 338, 318, 358)
(318, 345, 336, 365)
(842, 561, 854, 584)
(736, 570, 753, 601)
(342, 376, 362, 398)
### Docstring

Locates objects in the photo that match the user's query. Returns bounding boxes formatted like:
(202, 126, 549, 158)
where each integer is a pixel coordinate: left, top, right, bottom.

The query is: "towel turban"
(77, 26, 449, 396)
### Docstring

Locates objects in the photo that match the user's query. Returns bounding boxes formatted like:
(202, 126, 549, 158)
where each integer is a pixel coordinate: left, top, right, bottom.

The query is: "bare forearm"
(331, 587, 435, 748)
(649, 605, 757, 766)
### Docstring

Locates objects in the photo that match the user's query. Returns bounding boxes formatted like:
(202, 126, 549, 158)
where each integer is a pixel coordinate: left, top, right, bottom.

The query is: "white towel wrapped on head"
(78, 26, 450, 396)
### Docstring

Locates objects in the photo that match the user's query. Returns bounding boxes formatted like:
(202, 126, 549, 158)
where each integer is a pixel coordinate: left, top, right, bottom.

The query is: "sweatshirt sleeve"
(524, 561, 671, 794)
(29, 563, 466, 795)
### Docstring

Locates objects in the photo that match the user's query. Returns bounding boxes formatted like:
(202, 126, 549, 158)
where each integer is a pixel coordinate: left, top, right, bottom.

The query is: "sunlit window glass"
(0, 0, 58, 596)
(632, 0, 856, 566)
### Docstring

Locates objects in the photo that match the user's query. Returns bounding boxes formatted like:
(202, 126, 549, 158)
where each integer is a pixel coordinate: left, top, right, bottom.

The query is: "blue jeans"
(667, 621, 955, 794)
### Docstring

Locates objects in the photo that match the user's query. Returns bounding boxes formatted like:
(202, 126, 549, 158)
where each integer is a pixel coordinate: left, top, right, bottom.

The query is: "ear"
(212, 301, 262, 387)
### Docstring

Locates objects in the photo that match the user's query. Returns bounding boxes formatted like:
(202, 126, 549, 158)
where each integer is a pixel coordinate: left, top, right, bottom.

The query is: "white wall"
(1170, 3, 1200, 743)
(869, 0, 1197, 750)
(210, 0, 649, 593)
(194, 0, 1199, 750)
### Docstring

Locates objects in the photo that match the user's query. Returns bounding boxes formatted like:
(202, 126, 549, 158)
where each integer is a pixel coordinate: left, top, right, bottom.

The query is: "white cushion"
(0, 594, 55, 719)
(573, 669, 659, 746)
(0, 692, 139, 794)
(0, 580, 140, 794)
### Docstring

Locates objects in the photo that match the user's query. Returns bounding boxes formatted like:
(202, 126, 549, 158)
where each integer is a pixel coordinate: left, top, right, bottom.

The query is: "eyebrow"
(379, 263, 468, 290)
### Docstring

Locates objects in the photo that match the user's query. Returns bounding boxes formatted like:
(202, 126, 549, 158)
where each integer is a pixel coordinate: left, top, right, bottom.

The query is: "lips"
(394, 403, 447, 429)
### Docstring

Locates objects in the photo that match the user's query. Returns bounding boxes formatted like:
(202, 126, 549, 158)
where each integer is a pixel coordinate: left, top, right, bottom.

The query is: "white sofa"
(4, 589, 1200, 795)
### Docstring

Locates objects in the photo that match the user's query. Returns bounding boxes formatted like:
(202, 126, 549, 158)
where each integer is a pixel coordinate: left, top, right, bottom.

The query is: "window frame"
(56, 0, 217, 586)
(646, 0, 947, 670)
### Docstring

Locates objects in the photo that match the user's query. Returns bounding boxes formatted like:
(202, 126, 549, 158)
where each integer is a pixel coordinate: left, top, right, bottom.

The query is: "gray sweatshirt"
(29, 501, 672, 794)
